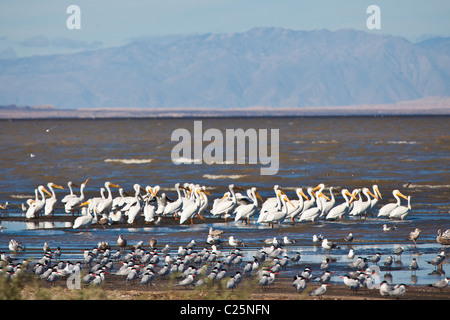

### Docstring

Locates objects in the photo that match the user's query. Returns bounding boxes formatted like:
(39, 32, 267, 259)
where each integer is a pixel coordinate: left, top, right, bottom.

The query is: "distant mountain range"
(1, 27, 450, 109)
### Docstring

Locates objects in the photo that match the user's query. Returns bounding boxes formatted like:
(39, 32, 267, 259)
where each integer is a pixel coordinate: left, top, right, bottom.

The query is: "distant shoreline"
(1, 96, 450, 119)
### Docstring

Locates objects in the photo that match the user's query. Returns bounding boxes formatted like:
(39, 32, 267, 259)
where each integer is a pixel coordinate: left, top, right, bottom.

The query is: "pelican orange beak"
(203, 190, 212, 196)
(83, 178, 90, 185)
(283, 195, 295, 208)
(316, 191, 330, 201)
(110, 183, 120, 188)
(367, 190, 377, 199)
(53, 184, 65, 190)
(375, 186, 382, 200)
(396, 191, 409, 200)
(79, 200, 90, 207)
(312, 184, 324, 192)
(196, 189, 205, 200)
(299, 189, 309, 201)
(43, 188, 52, 197)
(255, 191, 263, 202)
(346, 190, 358, 203)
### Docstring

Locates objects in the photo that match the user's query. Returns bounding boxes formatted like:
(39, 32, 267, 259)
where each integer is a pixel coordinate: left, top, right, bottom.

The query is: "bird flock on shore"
(1, 180, 449, 299)
(2, 226, 449, 299)
(16, 180, 414, 230)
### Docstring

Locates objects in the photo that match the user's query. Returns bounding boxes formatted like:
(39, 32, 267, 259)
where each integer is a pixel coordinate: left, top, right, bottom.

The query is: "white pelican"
(179, 187, 204, 225)
(349, 188, 372, 218)
(96, 182, 120, 215)
(73, 206, 93, 231)
(326, 189, 356, 220)
(196, 186, 210, 220)
(299, 192, 329, 223)
(88, 188, 106, 214)
(257, 189, 283, 224)
(163, 183, 184, 217)
(143, 196, 156, 223)
(234, 187, 263, 224)
(319, 187, 336, 218)
(127, 184, 143, 224)
(64, 178, 89, 215)
(389, 195, 411, 220)
(378, 190, 408, 217)
(265, 194, 295, 227)
(286, 188, 309, 222)
(367, 185, 382, 217)
(26, 185, 52, 219)
(61, 181, 79, 204)
(299, 187, 317, 214)
(260, 185, 282, 211)
(210, 184, 238, 219)
(44, 182, 64, 216)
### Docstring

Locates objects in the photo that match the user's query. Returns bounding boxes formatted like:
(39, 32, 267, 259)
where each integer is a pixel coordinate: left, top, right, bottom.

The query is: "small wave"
(407, 183, 450, 189)
(171, 157, 202, 164)
(104, 158, 153, 164)
(203, 174, 247, 180)
(386, 141, 418, 145)
(312, 140, 338, 144)
(9, 194, 33, 199)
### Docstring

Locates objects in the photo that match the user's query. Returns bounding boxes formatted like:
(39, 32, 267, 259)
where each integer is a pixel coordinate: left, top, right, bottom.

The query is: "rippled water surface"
(0, 116, 449, 286)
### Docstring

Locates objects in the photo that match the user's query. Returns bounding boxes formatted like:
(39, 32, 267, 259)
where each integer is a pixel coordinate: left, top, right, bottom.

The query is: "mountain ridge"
(0, 27, 449, 109)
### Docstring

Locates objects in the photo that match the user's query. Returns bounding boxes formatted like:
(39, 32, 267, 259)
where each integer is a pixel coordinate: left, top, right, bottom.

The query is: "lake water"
(0, 116, 449, 286)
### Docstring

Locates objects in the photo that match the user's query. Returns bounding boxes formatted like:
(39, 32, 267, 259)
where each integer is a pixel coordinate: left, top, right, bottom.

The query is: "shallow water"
(0, 116, 449, 286)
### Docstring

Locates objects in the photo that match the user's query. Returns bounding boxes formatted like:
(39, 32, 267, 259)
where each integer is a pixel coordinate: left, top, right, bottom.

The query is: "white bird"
(389, 195, 411, 220)
(175, 274, 195, 288)
(299, 192, 329, 222)
(367, 185, 382, 217)
(44, 182, 65, 216)
(234, 187, 262, 224)
(96, 182, 121, 215)
(26, 185, 52, 219)
(64, 178, 89, 215)
(286, 188, 309, 222)
(257, 189, 284, 224)
(264, 194, 295, 227)
(408, 228, 421, 246)
(126, 184, 142, 225)
(309, 284, 329, 299)
(322, 238, 337, 254)
(61, 181, 79, 204)
(326, 189, 356, 220)
(319, 187, 336, 218)
(228, 236, 245, 247)
(211, 184, 238, 219)
(378, 190, 408, 217)
(349, 188, 372, 218)
(163, 183, 184, 217)
(72, 206, 93, 231)
(179, 187, 204, 225)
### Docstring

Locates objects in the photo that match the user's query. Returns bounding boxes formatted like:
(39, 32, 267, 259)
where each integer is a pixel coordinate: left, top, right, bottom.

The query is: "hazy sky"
(1, 0, 449, 58)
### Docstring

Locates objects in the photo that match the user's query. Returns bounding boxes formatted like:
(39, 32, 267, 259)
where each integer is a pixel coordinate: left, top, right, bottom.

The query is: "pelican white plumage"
(64, 178, 89, 216)
(299, 187, 317, 215)
(378, 190, 408, 217)
(73, 206, 93, 231)
(44, 182, 64, 216)
(260, 185, 282, 211)
(61, 181, 78, 204)
(286, 188, 309, 222)
(210, 184, 238, 218)
(265, 194, 295, 227)
(319, 187, 336, 218)
(234, 187, 262, 224)
(257, 189, 284, 224)
(96, 182, 120, 215)
(326, 189, 356, 220)
(367, 185, 382, 217)
(179, 187, 204, 225)
(349, 188, 372, 218)
(143, 196, 156, 223)
(163, 183, 183, 217)
(26, 185, 52, 219)
(127, 184, 143, 224)
(389, 195, 411, 220)
(299, 192, 328, 223)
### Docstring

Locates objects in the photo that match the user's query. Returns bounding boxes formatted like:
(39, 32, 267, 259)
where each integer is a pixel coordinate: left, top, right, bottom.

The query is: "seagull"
(370, 253, 381, 265)
(228, 236, 245, 248)
(292, 275, 307, 293)
(383, 224, 397, 232)
(117, 234, 127, 251)
(348, 248, 355, 260)
(343, 233, 354, 243)
(383, 256, 393, 270)
(341, 275, 361, 293)
(393, 246, 404, 260)
(428, 277, 449, 291)
(309, 284, 329, 299)
(409, 258, 419, 274)
(408, 228, 421, 246)
(379, 281, 395, 296)
(390, 284, 407, 298)
(321, 239, 337, 254)
(312, 234, 324, 244)
(175, 274, 195, 288)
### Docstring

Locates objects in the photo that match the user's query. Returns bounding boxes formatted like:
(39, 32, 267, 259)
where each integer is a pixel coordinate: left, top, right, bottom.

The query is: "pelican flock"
(16, 180, 417, 228)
